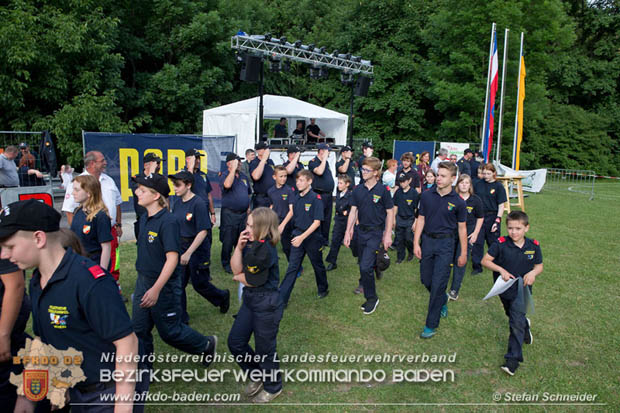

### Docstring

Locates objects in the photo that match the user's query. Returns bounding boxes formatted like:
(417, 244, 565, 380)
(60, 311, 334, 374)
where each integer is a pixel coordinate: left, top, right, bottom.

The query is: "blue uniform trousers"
(472, 214, 500, 271)
(68, 378, 150, 413)
(420, 234, 454, 329)
(357, 228, 383, 301)
(279, 231, 328, 305)
(325, 215, 347, 265)
(450, 237, 473, 293)
(220, 208, 247, 270)
(280, 221, 293, 261)
(132, 274, 209, 357)
(495, 275, 531, 364)
(317, 192, 333, 245)
(180, 233, 228, 324)
(228, 288, 284, 394)
(394, 218, 414, 261)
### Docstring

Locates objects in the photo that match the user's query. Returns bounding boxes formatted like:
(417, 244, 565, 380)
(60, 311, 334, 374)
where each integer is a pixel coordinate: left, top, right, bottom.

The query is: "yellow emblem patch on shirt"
(373, 194, 381, 203)
(148, 231, 158, 243)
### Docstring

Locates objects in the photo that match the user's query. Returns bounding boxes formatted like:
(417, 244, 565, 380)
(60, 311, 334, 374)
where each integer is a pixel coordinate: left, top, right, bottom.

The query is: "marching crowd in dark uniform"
(0, 143, 543, 410)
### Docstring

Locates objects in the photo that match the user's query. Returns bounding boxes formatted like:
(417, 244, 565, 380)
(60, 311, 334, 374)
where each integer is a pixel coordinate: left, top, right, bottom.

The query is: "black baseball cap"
(0, 200, 61, 240)
(244, 240, 271, 287)
(362, 141, 374, 149)
(341, 146, 352, 152)
(464, 148, 473, 155)
(287, 145, 301, 154)
(132, 173, 170, 198)
(397, 172, 411, 182)
(255, 142, 269, 150)
(169, 170, 194, 184)
(317, 143, 330, 151)
(19, 142, 28, 149)
(225, 153, 243, 162)
(376, 247, 390, 272)
(185, 149, 204, 157)
(144, 153, 164, 163)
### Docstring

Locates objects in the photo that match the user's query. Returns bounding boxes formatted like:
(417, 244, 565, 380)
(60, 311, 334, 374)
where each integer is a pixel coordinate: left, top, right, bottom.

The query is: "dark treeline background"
(1, 0, 618, 174)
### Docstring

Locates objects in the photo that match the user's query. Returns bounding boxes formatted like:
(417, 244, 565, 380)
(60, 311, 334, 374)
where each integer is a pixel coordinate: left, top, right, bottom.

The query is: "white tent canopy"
(202, 94, 349, 154)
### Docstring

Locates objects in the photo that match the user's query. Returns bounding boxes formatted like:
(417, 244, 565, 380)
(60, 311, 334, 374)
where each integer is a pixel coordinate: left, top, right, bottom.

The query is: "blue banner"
(83, 132, 235, 210)
(392, 140, 436, 166)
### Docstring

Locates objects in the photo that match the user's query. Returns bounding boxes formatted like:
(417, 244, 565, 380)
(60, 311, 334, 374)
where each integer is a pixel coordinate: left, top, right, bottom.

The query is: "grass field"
(42, 182, 620, 411)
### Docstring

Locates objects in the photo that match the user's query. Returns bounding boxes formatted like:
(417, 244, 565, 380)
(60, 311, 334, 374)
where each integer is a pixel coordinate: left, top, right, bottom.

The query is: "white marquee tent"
(202, 95, 349, 154)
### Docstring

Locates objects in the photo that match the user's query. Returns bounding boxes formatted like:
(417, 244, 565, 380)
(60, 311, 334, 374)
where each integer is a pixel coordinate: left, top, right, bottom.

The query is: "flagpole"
(496, 28, 509, 164)
(481, 23, 496, 152)
(512, 32, 524, 169)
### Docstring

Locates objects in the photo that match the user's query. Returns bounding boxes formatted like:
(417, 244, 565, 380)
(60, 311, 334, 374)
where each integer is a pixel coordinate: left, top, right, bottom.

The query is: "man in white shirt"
(63, 151, 124, 287)
(430, 148, 449, 174)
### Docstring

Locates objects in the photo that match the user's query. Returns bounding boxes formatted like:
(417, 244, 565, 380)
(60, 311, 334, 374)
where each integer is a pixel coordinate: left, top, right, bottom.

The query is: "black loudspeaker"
(354, 76, 371, 97)
(240, 55, 262, 82)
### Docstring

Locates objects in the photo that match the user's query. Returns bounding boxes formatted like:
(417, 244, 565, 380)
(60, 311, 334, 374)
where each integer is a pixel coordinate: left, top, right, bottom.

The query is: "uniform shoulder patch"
(533, 239, 540, 246)
(316, 194, 322, 200)
(498, 236, 506, 243)
(88, 265, 106, 279)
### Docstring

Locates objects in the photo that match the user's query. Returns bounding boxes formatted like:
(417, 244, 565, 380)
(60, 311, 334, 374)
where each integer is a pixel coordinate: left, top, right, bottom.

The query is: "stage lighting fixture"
(282, 60, 291, 72)
(340, 72, 353, 85)
(332, 50, 339, 56)
(351, 55, 361, 62)
(294, 40, 302, 48)
(318, 47, 326, 54)
(309, 66, 321, 79)
(319, 67, 329, 79)
(308, 44, 315, 51)
(264, 33, 272, 40)
(279, 36, 287, 45)
(269, 56, 281, 73)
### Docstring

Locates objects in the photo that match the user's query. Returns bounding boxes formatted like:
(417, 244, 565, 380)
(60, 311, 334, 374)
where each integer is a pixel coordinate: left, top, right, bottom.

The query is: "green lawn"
(71, 183, 620, 410)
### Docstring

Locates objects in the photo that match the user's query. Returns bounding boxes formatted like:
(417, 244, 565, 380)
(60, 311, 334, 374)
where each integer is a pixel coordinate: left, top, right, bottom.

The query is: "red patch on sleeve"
(498, 236, 506, 243)
(88, 265, 106, 279)
(317, 194, 322, 200)
(386, 186, 390, 191)
(259, 239, 265, 243)
(533, 239, 540, 246)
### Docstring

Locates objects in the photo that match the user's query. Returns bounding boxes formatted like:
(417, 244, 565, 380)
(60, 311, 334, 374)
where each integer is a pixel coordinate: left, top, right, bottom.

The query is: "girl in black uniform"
(69, 175, 112, 269)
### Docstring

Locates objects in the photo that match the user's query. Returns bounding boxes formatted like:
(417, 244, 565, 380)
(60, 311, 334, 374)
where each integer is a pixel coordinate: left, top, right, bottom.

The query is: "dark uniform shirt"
(170, 195, 211, 238)
(282, 160, 304, 190)
(457, 157, 472, 177)
(487, 236, 542, 299)
(267, 185, 294, 221)
(357, 155, 367, 184)
(187, 170, 212, 209)
(351, 181, 394, 228)
(70, 208, 113, 256)
(274, 124, 288, 138)
(308, 157, 335, 193)
(30, 249, 133, 385)
(0, 258, 30, 323)
(249, 158, 275, 195)
(462, 194, 484, 234)
(335, 190, 352, 218)
(220, 171, 251, 211)
(418, 187, 467, 235)
(292, 189, 324, 231)
(136, 208, 181, 280)
(474, 180, 507, 214)
(396, 167, 421, 190)
(336, 158, 356, 187)
(306, 124, 321, 140)
(393, 187, 419, 223)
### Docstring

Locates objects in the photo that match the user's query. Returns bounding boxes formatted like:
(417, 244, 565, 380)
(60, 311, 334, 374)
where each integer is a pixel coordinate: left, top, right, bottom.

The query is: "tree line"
(1, 0, 618, 174)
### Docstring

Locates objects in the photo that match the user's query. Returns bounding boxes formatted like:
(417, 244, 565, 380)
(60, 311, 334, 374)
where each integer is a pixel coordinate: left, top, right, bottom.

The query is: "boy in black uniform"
(267, 166, 295, 260)
(325, 174, 352, 271)
(0, 258, 31, 412)
(357, 142, 373, 184)
(482, 211, 543, 376)
(344, 157, 394, 315)
(0, 200, 143, 411)
(279, 170, 329, 305)
(132, 174, 217, 369)
(413, 162, 468, 338)
(308, 143, 334, 245)
(397, 152, 421, 193)
(282, 145, 303, 190)
(169, 171, 230, 325)
(250, 142, 275, 208)
(220, 153, 252, 274)
(472, 163, 507, 275)
(336, 146, 356, 187)
(132, 152, 163, 238)
(393, 172, 419, 263)
(185, 149, 217, 226)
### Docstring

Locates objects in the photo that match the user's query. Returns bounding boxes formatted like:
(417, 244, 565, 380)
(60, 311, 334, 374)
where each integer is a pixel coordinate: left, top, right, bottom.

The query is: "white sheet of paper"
(483, 277, 518, 300)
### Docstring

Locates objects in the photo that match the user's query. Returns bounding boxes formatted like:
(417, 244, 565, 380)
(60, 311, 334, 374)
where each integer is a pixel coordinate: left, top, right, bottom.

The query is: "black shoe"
(362, 299, 379, 315)
(524, 317, 533, 345)
(318, 290, 329, 299)
(471, 268, 482, 276)
(500, 359, 519, 376)
(326, 263, 337, 271)
(224, 266, 233, 274)
(396, 259, 403, 264)
(406, 253, 414, 262)
(202, 335, 218, 368)
(220, 290, 230, 314)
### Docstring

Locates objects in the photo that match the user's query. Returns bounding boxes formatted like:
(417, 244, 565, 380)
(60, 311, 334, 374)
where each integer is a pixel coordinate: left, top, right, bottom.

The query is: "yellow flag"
(515, 56, 526, 170)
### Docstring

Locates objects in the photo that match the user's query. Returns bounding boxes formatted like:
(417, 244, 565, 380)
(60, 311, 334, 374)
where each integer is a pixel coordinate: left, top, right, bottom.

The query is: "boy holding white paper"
(481, 211, 543, 376)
